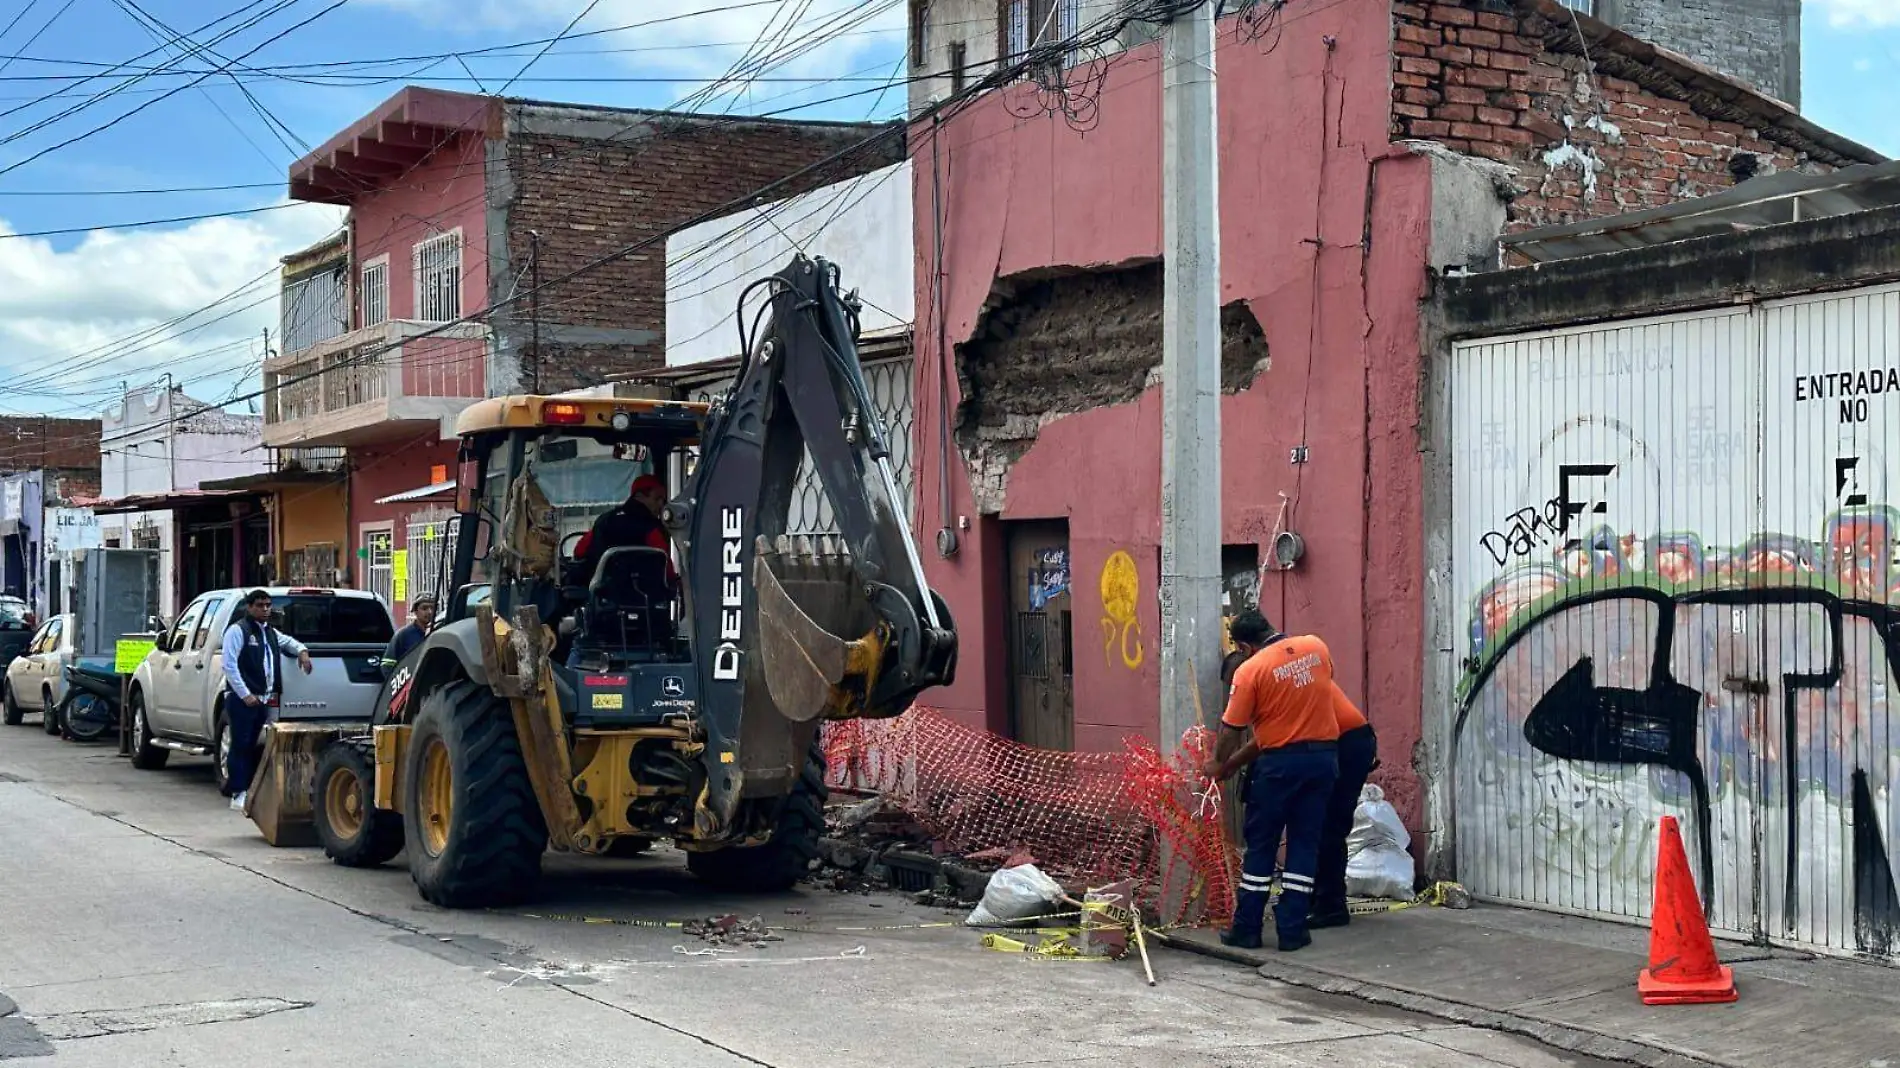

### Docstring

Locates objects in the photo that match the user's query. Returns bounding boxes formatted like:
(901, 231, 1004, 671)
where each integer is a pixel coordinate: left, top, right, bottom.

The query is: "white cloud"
(356, 0, 906, 99)
(0, 202, 346, 416)
(1813, 0, 1900, 28)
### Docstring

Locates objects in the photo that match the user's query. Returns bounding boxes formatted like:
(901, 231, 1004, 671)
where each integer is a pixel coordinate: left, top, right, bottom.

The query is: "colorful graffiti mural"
(1454, 514, 1900, 956)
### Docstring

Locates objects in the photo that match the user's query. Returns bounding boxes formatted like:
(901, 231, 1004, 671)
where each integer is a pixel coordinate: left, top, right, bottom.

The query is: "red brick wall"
(0, 417, 99, 474)
(505, 116, 903, 391)
(1392, 2, 1839, 232)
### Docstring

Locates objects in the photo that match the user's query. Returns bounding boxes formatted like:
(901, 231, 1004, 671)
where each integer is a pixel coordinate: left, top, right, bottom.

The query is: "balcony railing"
(262, 320, 490, 447)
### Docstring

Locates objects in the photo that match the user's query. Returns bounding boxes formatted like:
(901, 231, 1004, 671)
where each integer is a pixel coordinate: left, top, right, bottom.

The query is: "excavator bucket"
(753, 534, 885, 723)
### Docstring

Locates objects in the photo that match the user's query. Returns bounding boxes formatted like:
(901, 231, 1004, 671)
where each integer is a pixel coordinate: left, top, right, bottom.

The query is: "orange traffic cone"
(1638, 815, 1737, 1005)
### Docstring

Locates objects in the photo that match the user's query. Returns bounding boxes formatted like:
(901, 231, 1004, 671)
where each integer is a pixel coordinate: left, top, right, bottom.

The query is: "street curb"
(1151, 931, 1729, 1068)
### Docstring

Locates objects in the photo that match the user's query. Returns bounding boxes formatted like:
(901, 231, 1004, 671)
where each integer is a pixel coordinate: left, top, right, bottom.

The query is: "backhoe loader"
(296, 255, 957, 907)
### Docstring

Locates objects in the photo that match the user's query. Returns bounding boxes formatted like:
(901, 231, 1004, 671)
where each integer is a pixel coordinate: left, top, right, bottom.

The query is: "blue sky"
(0, 0, 1890, 417)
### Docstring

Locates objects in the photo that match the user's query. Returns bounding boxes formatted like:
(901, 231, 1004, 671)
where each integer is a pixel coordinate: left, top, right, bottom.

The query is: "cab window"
(192, 596, 226, 652)
(169, 600, 206, 653)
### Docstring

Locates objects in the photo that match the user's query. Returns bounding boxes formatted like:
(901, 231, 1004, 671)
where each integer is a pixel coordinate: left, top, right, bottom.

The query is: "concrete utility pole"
(1158, 0, 1224, 746)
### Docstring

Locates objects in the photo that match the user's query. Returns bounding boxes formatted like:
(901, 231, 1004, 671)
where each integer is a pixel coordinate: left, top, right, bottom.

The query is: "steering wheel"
(559, 530, 585, 562)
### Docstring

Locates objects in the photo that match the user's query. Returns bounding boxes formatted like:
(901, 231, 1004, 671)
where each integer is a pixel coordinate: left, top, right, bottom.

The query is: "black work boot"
(1277, 929, 1313, 952)
(1219, 928, 1264, 950)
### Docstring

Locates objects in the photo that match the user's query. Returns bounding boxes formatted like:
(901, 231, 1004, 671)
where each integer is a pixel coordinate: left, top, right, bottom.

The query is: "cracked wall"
(952, 262, 1270, 514)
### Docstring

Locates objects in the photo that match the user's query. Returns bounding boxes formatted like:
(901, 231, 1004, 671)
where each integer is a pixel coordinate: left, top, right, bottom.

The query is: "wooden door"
(1005, 520, 1074, 751)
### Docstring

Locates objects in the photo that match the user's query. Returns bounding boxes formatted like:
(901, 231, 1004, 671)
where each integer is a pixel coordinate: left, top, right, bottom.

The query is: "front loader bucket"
(753, 535, 883, 723)
(246, 723, 350, 847)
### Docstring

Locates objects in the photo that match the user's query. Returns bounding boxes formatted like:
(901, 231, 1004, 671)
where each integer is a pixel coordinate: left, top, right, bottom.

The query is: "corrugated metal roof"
(1502, 159, 1900, 264)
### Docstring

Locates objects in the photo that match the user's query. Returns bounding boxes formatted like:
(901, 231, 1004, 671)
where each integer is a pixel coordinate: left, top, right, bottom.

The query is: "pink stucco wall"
(348, 437, 460, 626)
(911, 0, 1438, 823)
(350, 132, 490, 327)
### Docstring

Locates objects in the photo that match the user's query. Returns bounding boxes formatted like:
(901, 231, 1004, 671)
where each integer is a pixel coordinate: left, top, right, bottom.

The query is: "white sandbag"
(1344, 784, 1416, 901)
(965, 863, 1067, 927)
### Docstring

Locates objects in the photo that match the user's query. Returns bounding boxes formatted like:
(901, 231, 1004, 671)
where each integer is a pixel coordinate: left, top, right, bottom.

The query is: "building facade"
(265, 87, 901, 619)
(99, 387, 267, 616)
(901, 0, 1880, 831)
(1431, 167, 1900, 962)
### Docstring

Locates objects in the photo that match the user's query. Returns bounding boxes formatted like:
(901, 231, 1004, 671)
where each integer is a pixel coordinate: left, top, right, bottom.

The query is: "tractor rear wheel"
(687, 739, 827, 892)
(403, 681, 547, 908)
(316, 737, 404, 868)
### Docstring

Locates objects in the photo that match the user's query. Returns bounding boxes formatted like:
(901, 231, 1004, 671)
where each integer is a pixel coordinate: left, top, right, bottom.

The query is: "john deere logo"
(661, 676, 685, 698)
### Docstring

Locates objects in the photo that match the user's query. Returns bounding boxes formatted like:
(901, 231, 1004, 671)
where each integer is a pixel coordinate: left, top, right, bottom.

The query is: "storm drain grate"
(883, 854, 936, 893)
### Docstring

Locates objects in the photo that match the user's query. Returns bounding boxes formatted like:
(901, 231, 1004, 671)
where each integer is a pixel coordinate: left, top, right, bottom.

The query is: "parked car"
(126, 588, 395, 793)
(2, 613, 73, 732)
(0, 596, 37, 676)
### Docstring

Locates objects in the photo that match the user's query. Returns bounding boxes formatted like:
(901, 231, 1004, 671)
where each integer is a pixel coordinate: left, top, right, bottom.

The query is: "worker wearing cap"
(380, 596, 436, 677)
(572, 473, 676, 592)
(1311, 688, 1379, 929)
(1202, 609, 1340, 952)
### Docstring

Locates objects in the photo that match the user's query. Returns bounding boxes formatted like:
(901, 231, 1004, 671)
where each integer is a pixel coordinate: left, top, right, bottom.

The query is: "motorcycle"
(59, 658, 122, 743)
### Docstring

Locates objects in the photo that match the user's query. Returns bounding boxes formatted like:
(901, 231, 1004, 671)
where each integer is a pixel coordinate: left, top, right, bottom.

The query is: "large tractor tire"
(687, 740, 827, 893)
(127, 688, 169, 770)
(315, 737, 404, 868)
(404, 681, 547, 908)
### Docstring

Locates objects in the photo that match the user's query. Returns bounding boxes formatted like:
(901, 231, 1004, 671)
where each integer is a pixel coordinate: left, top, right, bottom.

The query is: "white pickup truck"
(126, 587, 395, 793)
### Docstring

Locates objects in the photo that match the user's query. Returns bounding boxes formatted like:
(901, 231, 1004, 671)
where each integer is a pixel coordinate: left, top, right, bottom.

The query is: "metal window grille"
(1056, 0, 1080, 67)
(363, 529, 394, 610)
(405, 509, 453, 606)
(686, 357, 916, 536)
(281, 265, 348, 354)
(1005, 0, 1030, 56)
(412, 230, 463, 323)
(1553, 0, 1593, 10)
(361, 260, 389, 326)
(286, 542, 339, 587)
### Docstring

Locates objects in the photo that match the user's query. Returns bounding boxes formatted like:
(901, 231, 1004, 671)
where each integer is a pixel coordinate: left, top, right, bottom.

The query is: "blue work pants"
(1233, 742, 1339, 944)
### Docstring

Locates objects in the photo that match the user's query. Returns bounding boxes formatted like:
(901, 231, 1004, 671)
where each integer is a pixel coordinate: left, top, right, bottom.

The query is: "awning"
(375, 480, 454, 505)
(89, 489, 254, 516)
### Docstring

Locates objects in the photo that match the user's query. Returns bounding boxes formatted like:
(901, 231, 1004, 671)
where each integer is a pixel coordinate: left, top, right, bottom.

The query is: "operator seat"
(576, 546, 675, 660)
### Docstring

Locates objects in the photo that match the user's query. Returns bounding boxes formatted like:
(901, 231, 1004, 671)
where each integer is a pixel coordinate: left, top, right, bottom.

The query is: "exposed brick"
(1432, 44, 1474, 64)
(1521, 115, 1569, 142)
(1393, 2, 1427, 17)
(1395, 39, 1429, 58)
(1456, 27, 1504, 48)
(1474, 11, 1517, 32)
(1461, 67, 1511, 89)
(1475, 106, 1517, 126)
(1398, 56, 1442, 75)
(1449, 122, 1492, 140)
(1489, 90, 1531, 109)
(1489, 51, 1532, 72)
(1488, 125, 1535, 145)
(1468, 140, 1518, 162)
(1439, 104, 1477, 122)
(1395, 102, 1432, 120)
(1412, 120, 1454, 137)
(1428, 4, 1475, 26)
(1444, 85, 1487, 105)
(1397, 23, 1441, 45)
(1394, 71, 1431, 88)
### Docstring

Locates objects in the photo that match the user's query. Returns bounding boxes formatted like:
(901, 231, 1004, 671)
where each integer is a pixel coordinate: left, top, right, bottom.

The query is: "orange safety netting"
(822, 707, 1237, 926)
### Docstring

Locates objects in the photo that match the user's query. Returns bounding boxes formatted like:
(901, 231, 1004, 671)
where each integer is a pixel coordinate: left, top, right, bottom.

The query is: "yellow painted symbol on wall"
(1099, 550, 1145, 670)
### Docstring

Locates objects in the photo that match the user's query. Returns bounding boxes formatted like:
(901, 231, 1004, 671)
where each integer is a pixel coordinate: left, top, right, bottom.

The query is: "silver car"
(125, 588, 395, 793)
(2, 613, 73, 734)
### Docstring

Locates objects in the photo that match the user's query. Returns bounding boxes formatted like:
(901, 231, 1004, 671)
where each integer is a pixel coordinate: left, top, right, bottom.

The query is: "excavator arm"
(667, 254, 957, 838)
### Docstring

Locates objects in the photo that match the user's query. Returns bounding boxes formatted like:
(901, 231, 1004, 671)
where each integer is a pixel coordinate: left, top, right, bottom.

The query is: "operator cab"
(451, 396, 705, 731)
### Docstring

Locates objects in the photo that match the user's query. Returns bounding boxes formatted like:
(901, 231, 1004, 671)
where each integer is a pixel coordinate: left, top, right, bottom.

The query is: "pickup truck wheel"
(41, 687, 59, 735)
(403, 681, 547, 908)
(687, 738, 826, 892)
(128, 690, 169, 770)
(214, 713, 233, 795)
(316, 738, 404, 868)
(2, 683, 20, 726)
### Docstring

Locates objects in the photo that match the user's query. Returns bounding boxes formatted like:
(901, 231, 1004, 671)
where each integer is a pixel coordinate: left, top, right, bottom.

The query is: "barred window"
(412, 229, 463, 323)
(361, 258, 389, 327)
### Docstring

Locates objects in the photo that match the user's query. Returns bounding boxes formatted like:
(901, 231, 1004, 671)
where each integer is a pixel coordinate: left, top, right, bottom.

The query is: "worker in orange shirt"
(1202, 609, 1340, 952)
(1310, 684, 1379, 929)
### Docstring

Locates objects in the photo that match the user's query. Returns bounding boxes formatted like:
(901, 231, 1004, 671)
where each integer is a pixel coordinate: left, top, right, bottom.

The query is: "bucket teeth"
(752, 533, 880, 722)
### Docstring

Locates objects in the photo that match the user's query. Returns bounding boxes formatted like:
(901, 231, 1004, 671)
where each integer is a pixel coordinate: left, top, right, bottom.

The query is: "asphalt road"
(0, 715, 1612, 1067)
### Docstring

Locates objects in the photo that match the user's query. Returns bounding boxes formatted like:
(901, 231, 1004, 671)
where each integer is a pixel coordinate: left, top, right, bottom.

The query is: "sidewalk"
(1160, 902, 1900, 1068)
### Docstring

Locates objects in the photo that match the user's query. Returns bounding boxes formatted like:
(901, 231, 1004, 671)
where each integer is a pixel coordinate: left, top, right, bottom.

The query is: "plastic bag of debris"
(1345, 784, 1416, 901)
(965, 863, 1067, 927)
